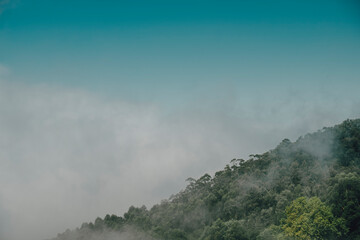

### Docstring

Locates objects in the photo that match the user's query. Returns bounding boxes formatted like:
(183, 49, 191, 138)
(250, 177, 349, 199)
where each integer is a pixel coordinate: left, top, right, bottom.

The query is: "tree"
(201, 219, 248, 240)
(281, 197, 347, 239)
(328, 172, 360, 236)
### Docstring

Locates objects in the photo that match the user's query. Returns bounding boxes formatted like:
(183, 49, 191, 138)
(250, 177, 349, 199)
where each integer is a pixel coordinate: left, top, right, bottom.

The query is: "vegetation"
(282, 197, 347, 239)
(52, 119, 360, 240)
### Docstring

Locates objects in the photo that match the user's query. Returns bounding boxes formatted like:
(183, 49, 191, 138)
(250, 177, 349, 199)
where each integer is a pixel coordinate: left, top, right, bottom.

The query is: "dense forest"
(51, 119, 360, 240)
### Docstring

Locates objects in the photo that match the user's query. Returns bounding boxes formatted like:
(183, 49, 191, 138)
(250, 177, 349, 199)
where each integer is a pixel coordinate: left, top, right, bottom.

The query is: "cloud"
(0, 64, 10, 75)
(54, 226, 156, 240)
(0, 79, 246, 240)
(0, 77, 359, 240)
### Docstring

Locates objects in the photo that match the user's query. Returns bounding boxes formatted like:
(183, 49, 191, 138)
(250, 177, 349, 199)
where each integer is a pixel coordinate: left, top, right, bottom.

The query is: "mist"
(0, 75, 359, 240)
(51, 226, 155, 240)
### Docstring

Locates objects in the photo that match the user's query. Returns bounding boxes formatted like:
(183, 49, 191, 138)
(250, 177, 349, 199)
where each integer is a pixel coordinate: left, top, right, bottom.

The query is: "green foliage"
(124, 205, 151, 230)
(334, 119, 360, 167)
(328, 172, 360, 237)
(200, 219, 247, 240)
(257, 225, 289, 240)
(52, 119, 360, 240)
(282, 197, 347, 239)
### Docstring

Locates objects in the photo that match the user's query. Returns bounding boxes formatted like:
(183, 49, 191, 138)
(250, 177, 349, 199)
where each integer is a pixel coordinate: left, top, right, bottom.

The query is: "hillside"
(51, 119, 360, 240)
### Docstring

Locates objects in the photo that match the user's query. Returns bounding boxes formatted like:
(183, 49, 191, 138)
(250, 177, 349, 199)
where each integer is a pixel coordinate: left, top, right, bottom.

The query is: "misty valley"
(50, 119, 360, 240)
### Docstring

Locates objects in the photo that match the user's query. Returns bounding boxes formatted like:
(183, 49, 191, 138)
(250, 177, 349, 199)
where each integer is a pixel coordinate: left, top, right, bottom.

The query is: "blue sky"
(0, 1, 360, 240)
(1, 0, 360, 105)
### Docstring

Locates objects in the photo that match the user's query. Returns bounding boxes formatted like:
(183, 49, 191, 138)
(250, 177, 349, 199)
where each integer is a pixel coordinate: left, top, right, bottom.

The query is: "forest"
(51, 119, 360, 240)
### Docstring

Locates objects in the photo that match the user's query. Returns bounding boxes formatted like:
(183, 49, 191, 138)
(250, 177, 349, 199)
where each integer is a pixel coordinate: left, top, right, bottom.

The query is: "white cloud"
(0, 64, 10, 76)
(0, 79, 245, 240)
(0, 77, 359, 240)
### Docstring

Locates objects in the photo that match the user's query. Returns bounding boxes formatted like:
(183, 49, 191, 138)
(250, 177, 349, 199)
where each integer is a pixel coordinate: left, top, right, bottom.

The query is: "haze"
(0, 1, 359, 240)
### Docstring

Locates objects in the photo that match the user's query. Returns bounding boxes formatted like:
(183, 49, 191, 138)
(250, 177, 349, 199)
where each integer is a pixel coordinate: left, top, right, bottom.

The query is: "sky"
(0, 1, 360, 240)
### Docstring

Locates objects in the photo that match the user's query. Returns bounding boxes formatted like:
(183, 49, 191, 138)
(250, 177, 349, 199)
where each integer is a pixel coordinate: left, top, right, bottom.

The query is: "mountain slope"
(51, 119, 360, 240)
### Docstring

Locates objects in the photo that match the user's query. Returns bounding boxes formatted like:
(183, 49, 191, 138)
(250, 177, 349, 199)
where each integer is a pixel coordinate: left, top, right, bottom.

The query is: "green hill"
(52, 119, 360, 240)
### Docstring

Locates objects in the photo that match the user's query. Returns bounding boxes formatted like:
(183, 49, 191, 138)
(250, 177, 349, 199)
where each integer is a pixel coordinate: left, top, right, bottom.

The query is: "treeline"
(52, 119, 360, 240)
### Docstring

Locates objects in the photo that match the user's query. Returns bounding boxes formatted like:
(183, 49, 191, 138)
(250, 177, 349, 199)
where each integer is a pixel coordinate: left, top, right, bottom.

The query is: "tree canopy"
(282, 197, 347, 239)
